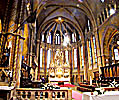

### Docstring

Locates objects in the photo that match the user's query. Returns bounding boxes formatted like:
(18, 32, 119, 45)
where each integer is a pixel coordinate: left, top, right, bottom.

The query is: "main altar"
(48, 50, 70, 83)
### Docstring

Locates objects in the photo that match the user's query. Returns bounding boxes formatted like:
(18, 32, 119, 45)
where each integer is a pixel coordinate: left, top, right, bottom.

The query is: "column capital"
(81, 40, 85, 45)
(37, 39, 40, 43)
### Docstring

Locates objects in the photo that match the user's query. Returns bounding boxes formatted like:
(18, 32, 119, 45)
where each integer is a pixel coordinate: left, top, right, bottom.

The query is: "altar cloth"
(82, 91, 119, 100)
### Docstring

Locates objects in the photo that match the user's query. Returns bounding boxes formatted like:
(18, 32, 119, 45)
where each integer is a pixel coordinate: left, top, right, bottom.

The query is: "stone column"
(95, 28, 103, 76)
(36, 40, 40, 60)
(102, 55, 106, 67)
(87, 40, 91, 68)
(116, 1, 119, 12)
(52, 47, 55, 62)
(0, 19, 2, 33)
(0, 34, 4, 65)
(37, 40, 40, 80)
(112, 48, 116, 64)
(16, 30, 24, 88)
(42, 47, 45, 77)
(82, 42, 88, 81)
(63, 50, 65, 63)
(22, 24, 28, 64)
(77, 44, 80, 83)
(44, 47, 47, 78)
(91, 36, 96, 68)
(102, 11, 105, 21)
(12, 30, 24, 88)
(12, 33, 18, 83)
(0, 20, 2, 65)
(30, 26, 34, 80)
(15, 35, 20, 87)
(72, 48, 74, 71)
(99, 15, 102, 24)
(105, 7, 109, 18)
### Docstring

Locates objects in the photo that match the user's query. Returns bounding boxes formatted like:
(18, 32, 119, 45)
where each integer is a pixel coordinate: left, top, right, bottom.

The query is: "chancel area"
(0, 0, 119, 100)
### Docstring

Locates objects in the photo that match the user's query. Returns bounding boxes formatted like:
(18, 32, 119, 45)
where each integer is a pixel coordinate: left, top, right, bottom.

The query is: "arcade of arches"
(0, 0, 119, 99)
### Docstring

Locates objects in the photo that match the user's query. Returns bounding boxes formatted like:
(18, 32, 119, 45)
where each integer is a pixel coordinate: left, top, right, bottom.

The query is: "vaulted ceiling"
(0, 0, 117, 33)
(0, 0, 15, 21)
(0, 0, 8, 20)
(37, 0, 113, 37)
(37, 0, 96, 34)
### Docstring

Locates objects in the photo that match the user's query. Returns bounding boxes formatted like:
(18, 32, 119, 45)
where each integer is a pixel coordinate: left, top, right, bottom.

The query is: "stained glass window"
(74, 49, 77, 68)
(65, 50, 69, 63)
(93, 36, 97, 63)
(40, 48, 43, 68)
(47, 49, 51, 68)
(81, 46, 84, 68)
(42, 34, 44, 42)
(89, 41, 93, 65)
(100, 0, 104, 3)
(72, 32, 76, 42)
(114, 49, 119, 60)
(55, 33, 60, 44)
(88, 20, 90, 31)
(47, 32, 51, 44)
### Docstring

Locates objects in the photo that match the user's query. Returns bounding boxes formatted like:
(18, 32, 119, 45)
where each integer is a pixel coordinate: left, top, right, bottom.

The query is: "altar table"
(82, 91, 119, 100)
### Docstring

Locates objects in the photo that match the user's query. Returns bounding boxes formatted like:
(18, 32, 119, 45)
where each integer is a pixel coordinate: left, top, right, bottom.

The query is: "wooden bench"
(77, 83, 96, 92)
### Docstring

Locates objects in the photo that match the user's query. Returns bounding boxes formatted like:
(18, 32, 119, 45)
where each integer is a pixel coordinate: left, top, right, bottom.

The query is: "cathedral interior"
(0, 0, 119, 100)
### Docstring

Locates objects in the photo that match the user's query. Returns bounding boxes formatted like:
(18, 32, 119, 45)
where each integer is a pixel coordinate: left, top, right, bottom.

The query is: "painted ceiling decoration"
(40, 17, 81, 44)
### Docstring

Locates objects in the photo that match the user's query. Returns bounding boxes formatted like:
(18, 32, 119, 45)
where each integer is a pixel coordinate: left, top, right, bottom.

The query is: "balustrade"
(16, 88, 72, 100)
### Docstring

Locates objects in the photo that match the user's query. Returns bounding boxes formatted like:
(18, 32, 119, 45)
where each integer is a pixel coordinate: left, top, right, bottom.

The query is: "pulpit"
(49, 50, 70, 83)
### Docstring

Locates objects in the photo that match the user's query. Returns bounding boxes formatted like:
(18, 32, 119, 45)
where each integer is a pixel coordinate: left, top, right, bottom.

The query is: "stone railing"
(16, 87, 72, 100)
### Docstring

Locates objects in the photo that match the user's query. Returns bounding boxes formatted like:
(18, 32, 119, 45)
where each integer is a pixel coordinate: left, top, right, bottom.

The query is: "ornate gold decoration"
(49, 50, 70, 82)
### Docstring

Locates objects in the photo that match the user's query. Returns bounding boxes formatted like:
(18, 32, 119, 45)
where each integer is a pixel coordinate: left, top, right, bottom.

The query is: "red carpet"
(55, 83, 82, 100)
(57, 83, 75, 87)
(72, 90, 82, 100)
(56, 83, 82, 100)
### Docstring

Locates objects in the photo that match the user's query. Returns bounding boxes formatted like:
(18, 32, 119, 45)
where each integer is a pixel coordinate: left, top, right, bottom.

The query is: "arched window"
(81, 45, 84, 69)
(58, 34, 60, 44)
(110, 8, 115, 16)
(47, 32, 51, 44)
(55, 33, 60, 44)
(42, 34, 44, 42)
(72, 34, 74, 42)
(40, 48, 43, 68)
(78, 0, 83, 2)
(93, 36, 97, 63)
(63, 33, 70, 46)
(89, 40, 93, 69)
(47, 49, 51, 68)
(72, 32, 76, 42)
(114, 49, 119, 60)
(79, 35, 81, 40)
(74, 49, 77, 68)
(100, 0, 104, 3)
(88, 19, 91, 31)
(65, 50, 69, 64)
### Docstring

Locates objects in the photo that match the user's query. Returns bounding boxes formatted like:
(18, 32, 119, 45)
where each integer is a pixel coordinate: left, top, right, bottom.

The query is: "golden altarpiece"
(49, 50, 70, 83)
